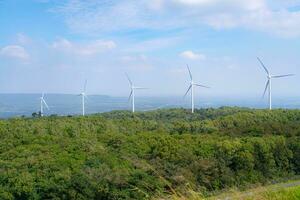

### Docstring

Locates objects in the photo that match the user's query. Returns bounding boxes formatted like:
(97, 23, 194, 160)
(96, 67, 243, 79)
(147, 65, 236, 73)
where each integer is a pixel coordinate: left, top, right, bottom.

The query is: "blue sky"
(0, 0, 300, 98)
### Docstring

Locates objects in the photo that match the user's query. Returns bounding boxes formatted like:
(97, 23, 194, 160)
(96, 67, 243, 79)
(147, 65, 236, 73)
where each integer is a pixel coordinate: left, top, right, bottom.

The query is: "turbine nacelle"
(268, 75, 272, 79)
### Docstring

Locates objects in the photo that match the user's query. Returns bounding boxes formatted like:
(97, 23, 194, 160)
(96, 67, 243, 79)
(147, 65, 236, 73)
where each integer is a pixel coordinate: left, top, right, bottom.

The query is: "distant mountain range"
(0, 93, 299, 118)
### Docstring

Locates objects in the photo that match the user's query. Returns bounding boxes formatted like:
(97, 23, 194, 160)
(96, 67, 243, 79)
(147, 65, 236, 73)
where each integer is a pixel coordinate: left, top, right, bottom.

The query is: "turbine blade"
(183, 85, 192, 98)
(186, 64, 193, 80)
(135, 87, 148, 89)
(195, 84, 210, 88)
(272, 74, 295, 78)
(42, 99, 50, 110)
(257, 57, 269, 75)
(125, 73, 133, 86)
(262, 80, 270, 99)
(128, 90, 133, 102)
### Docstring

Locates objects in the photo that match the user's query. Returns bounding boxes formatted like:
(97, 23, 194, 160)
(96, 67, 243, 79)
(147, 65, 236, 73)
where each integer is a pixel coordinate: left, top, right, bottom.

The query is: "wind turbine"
(126, 73, 147, 113)
(78, 80, 88, 116)
(257, 57, 294, 110)
(184, 65, 209, 113)
(39, 93, 49, 117)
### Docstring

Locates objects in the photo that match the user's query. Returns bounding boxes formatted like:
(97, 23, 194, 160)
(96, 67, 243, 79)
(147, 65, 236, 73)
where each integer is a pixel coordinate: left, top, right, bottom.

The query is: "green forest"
(1, 107, 300, 199)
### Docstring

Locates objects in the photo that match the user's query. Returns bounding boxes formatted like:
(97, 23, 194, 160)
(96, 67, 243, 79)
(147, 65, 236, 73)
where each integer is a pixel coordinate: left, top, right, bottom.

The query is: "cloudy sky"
(0, 0, 300, 98)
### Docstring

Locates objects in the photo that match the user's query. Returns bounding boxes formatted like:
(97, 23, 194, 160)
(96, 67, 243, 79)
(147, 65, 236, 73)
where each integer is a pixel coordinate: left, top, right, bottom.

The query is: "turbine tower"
(184, 65, 209, 113)
(257, 57, 294, 110)
(79, 80, 88, 116)
(126, 73, 147, 113)
(39, 93, 49, 117)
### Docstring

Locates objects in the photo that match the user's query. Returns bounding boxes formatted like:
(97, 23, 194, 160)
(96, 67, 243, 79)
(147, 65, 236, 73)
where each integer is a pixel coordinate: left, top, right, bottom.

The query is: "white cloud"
(0, 45, 30, 60)
(226, 64, 238, 70)
(172, 0, 266, 10)
(202, 7, 300, 37)
(125, 37, 180, 53)
(120, 54, 153, 71)
(170, 67, 186, 75)
(51, 0, 300, 37)
(54, 1, 152, 34)
(148, 0, 165, 10)
(168, 0, 300, 37)
(174, 0, 212, 6)
(120, 55, 147, 62)
(52, 38, 116, 55)
(16, 33, 31, 45)
(180, 51, 206, 60)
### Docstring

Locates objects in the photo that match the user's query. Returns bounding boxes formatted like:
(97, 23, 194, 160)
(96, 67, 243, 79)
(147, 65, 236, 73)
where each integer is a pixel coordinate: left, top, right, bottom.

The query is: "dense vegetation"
(1, 107, 300, 199)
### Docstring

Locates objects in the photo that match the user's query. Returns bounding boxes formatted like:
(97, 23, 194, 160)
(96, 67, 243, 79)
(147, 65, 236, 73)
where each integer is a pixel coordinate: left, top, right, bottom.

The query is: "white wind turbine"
(257, 57, 294, 110)
(39, 93, 49, 117)
(78, 80, 88, 116)
(126, 73, 147, 113)
(184, 65, 209, 113)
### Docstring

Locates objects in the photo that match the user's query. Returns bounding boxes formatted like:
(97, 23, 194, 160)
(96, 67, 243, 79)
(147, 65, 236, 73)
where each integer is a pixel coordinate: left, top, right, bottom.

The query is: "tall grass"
(163, 184, 300, 200)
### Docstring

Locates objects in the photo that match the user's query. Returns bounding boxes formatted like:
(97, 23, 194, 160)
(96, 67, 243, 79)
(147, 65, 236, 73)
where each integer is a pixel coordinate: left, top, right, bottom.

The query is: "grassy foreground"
(260, 186, 300, 200)
(1, 107, 300, 199)
(168, 180, 300, 200)
(211, 181, 300, 200)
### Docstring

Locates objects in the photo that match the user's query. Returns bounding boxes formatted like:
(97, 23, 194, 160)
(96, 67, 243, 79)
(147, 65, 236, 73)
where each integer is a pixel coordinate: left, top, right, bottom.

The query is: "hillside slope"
(1, 107, 300, 199)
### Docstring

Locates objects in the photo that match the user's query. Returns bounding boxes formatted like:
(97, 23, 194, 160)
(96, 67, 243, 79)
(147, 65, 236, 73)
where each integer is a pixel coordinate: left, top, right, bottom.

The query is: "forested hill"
(1, 107, 300, 199)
